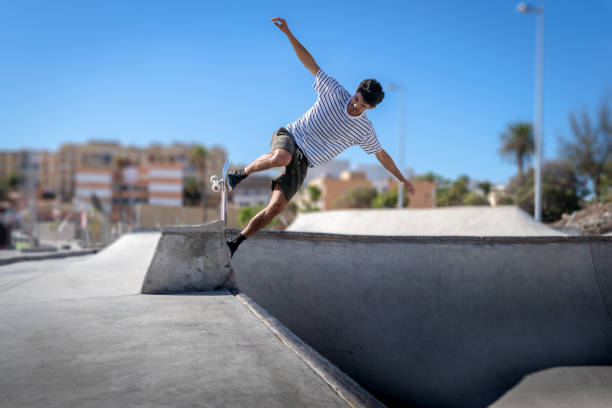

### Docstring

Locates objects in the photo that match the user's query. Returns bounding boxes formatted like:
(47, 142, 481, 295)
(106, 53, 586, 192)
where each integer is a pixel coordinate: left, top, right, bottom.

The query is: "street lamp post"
(388, 83, 406, 209)
(517, 2, 544, 222)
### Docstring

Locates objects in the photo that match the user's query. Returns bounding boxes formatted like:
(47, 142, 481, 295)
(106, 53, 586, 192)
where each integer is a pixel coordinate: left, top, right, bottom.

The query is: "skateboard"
(210, 158, 230, 223)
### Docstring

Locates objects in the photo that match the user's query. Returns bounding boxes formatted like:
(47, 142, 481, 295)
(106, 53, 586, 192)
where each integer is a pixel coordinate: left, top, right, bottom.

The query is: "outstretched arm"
(271, 17, 320, 76)
(375, 149, 416, 196)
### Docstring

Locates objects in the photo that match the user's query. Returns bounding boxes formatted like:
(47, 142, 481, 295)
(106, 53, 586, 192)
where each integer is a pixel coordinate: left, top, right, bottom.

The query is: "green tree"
(506, 160, 587, 222)
(478, 181, 492, 196)
(415, 172, 451, 205)
(183, 176, 200, 206)
(372, 188, 410, 208)
(114, 156, 131, 169)
(188, 145, 208, 220)
(300, 185, 321, 212)
(334, 186, 378, 209)
(0, 180, 7, 201)
(437, 175, 471, 207)
(499, 122, 535, 177)
(7, 173, 21, 189)
(415, 172, 450, 187)
(238, 205, 279, 229)
(559, 102, 612, 202)
(0, 173, 22, 200)
(462, 192, 489, 206)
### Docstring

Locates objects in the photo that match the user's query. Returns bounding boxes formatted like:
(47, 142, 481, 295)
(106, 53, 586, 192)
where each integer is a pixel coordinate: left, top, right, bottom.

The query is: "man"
(226, 17, 415, 256)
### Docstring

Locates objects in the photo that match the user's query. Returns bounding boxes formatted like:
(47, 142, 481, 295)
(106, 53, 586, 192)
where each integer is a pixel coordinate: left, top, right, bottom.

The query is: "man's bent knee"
(272, 149, 292, 167)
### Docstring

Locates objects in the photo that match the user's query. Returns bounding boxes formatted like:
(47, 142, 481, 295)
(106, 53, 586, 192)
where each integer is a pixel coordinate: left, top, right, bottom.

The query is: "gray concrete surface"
(0, 231, 368, 408)
(226, 231, 612, 407)
(491, 366, 612, 408)
(0, 232, 161, 303)
(0, 248, 96, 265)
(142, 221, 235, 294)
(287, 206, 566, 236)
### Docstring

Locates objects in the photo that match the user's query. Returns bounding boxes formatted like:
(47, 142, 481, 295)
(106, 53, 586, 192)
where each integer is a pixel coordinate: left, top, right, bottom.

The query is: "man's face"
(347, 91, 374, 116)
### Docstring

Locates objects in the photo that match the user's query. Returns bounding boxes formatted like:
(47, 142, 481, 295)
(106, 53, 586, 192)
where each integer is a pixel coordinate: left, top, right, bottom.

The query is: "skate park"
(0, 231, 379, 408)
(2, 206, 610, 408)
(3, 0, 612, 406)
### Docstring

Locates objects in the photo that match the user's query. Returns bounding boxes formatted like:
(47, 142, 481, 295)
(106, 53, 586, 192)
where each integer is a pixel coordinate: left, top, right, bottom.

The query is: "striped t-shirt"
(286, 70, 382, 168)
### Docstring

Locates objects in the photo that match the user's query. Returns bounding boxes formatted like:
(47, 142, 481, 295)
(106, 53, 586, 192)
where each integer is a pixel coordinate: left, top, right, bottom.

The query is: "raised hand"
(270, 17, 290, 34)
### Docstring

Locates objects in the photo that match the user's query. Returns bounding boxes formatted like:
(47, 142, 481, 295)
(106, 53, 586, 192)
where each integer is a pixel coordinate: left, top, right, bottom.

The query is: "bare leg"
(242, 187, 288, 237)
(244, 149, 292, 176)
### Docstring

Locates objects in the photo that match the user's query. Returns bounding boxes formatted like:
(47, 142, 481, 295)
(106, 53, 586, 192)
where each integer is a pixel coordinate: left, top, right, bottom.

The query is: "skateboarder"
(226, 17, 415, 256)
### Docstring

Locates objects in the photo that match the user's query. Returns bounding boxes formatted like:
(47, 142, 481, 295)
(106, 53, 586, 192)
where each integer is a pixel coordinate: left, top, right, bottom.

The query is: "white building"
(147, 164, 184, 207)
(230, 176, 273, 208)
(354, 163, 415, 192)
(303, 159, 350, 185)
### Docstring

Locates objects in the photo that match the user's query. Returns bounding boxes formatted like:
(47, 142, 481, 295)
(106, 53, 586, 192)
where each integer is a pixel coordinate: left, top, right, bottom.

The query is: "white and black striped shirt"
(286, 70, 382, 168)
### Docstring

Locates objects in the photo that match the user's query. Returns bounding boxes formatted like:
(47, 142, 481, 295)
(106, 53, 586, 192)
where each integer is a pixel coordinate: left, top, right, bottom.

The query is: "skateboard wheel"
(212, 183, 221, 193)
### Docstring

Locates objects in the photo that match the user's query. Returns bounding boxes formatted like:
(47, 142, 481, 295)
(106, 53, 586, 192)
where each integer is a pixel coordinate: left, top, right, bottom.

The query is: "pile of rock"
(551, 202, 612, 235)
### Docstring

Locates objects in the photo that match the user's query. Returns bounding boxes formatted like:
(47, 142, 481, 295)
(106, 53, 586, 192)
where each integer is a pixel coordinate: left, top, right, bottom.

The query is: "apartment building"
(74, 168, 114, 213)
(0, 151, 26, 181)
(306, 170, 438, 210)
(229, 176, 273, 207)
(57, 141, 122, 199)
(308, 171, 374, 210)
(146, 163, 184, 207)
(3, 141, 226, 209)
(385, 179, 437, 208)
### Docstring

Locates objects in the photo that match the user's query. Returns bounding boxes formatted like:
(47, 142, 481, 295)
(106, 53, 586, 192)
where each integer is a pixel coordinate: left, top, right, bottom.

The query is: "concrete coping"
(226, 228, 612, 244)
(163, 222, 225, 235)
(235, 291, 385, 408)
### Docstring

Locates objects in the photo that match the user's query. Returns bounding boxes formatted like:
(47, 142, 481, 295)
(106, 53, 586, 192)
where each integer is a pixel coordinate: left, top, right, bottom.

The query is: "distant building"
(112, 166, 148, 223)
(146, 164, 184, 207)
(230, 176, 273, 207)
(303, 159, 350, 185)
(2, 141, 226, 205)
(308, 171, 373, 210)
(355, 163, 415, 192)
(0, 151, 27, 181)
(385, 179, 437, 208)
(58, 141, 122, 199)
(75, 163, 185, 222)
(75, 168, 113, 214)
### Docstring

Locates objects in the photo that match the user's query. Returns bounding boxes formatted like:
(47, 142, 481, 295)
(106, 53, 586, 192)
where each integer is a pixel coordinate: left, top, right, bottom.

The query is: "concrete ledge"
(141, 221, 236, 294)
(227, 228, 612, 244)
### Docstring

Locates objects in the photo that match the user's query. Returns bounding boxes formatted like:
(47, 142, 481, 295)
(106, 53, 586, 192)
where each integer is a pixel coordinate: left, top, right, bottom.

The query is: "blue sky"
(1, 0, 610, 184)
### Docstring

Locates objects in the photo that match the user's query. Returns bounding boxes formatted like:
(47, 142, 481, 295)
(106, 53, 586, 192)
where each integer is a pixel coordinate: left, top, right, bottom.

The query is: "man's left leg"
(226, 127, 307, 257)
(227, 187, 287, 256)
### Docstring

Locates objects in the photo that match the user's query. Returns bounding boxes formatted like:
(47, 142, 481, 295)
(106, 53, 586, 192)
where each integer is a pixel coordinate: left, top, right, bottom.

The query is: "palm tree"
(188, 145, 208, 221)
(500, 122, 535, 177)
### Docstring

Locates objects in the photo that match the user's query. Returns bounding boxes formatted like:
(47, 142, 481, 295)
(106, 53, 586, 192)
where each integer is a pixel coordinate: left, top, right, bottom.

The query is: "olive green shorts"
(270, 127, 309, 202)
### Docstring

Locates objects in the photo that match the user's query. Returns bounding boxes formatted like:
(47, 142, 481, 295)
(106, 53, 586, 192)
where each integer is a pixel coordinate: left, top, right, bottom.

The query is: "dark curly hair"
(357, 79, 385, 107)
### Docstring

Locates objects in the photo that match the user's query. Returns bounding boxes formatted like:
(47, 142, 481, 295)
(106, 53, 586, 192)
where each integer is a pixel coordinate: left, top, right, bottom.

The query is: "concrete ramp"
(0, 231, 161, 304)
(141, 221, 235, 294)
(287, 206, 566, 236)
(230, 232, 612, 407)
(491, 366, 612, 407)
(139, 226, 611, 407)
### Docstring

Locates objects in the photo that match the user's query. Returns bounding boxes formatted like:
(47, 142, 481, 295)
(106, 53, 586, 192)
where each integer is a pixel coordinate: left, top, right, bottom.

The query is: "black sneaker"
(227, 240, 239, 257)
(227, 169, 247, 191)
